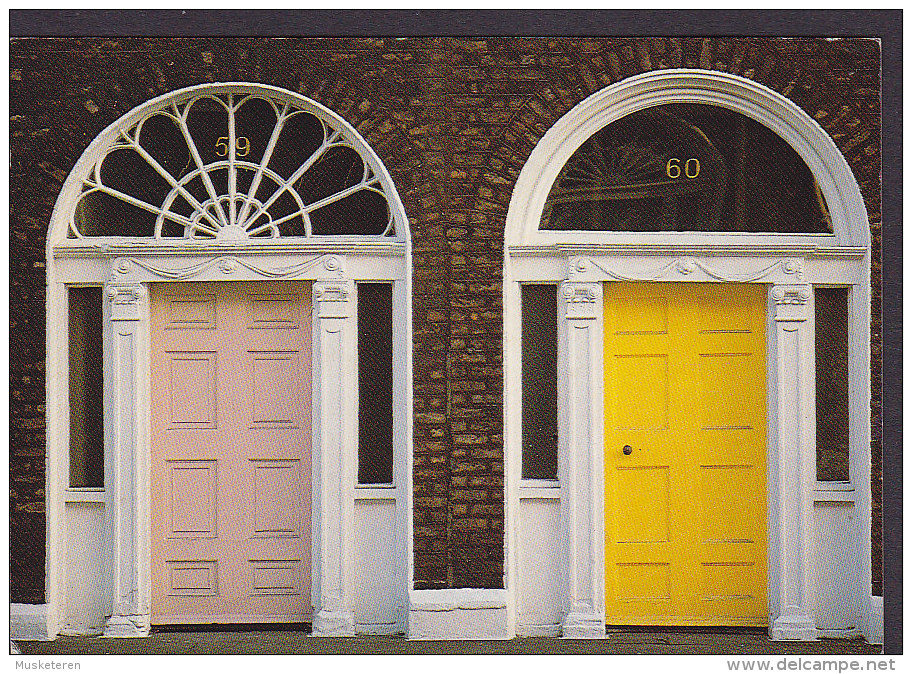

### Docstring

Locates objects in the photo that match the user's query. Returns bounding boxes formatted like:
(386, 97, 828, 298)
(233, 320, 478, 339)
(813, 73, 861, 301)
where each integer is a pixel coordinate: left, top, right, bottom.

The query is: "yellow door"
(603, 282, 767, 626)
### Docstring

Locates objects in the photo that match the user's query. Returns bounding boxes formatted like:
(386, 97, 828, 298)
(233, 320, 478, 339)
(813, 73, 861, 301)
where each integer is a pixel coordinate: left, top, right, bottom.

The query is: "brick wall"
(9, 36, 882, 602)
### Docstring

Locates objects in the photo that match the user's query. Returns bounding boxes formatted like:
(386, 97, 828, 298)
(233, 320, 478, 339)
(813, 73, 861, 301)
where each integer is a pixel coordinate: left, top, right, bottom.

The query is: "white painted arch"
(506, 69, 870, 248)
(48, 81, 409, 247)
(504, 70, 877, 642)
(42, 83, 412, 639)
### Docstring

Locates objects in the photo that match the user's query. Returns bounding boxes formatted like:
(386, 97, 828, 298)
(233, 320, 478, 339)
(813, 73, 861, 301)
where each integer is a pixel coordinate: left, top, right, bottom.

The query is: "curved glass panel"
(70, 91, 394, 239)
(541, 103, 831, 234)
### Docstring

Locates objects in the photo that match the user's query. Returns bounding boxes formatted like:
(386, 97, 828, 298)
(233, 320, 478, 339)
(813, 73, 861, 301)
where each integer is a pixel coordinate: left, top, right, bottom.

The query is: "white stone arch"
(44, 83, 412, 638)
(504, 70, 876, 642)
(506, 69, 869, 248)
(47, 82, 409, 246)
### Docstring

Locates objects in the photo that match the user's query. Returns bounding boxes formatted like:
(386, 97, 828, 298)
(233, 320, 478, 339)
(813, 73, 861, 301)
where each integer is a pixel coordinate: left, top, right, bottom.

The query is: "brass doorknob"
(622, 445, 633, 455)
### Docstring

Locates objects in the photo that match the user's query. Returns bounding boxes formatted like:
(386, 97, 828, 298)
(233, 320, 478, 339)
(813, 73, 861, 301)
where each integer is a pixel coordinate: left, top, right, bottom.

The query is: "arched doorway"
(46, 83, 411, 637)
(504, 71, 874, 641)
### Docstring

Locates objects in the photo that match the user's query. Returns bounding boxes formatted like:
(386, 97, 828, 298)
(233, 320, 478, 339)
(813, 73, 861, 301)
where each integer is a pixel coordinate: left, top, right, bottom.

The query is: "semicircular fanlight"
(541, 103, 833, 234)
(70, 91, 394, 240)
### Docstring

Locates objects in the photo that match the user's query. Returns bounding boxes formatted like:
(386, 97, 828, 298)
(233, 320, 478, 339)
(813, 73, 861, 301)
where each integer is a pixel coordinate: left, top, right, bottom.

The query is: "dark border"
(7, 9, 901, 38)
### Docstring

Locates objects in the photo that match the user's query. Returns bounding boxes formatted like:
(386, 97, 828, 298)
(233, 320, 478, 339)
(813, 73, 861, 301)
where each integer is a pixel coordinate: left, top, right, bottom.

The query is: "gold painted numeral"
(666, 157, 701, 179)
(215, 136, 251, 157)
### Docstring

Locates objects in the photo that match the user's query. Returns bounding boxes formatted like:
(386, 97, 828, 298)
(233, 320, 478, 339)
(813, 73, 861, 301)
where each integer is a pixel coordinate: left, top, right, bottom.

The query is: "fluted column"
(558, 281, 606, 639)
(102, 282, 151, 637)
(769, 284, 818, 640)
(310, 279, 357, 636)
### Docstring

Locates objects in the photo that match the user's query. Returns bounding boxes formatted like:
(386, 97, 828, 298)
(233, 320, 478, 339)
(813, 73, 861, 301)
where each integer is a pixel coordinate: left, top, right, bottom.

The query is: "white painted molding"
(11, 604, 53, 641)
(557, 280, 606, 639)
(102, 282, 152, 638)
(510, 240, 865, 258)
(569, 255, 805, 284)
(408, 589, 512, 640)
(867, 595, 884, 644)
(310, 279, 358, 637)
(505, 69, 870, 248)
(108, 254, 345, 283)
(52, 239, 406, 258)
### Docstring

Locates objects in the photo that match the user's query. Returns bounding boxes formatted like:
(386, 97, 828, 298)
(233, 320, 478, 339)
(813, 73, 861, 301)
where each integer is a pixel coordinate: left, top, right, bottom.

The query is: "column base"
(770, 614, 818, 641)
(311, 609, 356, 637)
(103, 613, 151, 638)
(561, 611, 606, 639)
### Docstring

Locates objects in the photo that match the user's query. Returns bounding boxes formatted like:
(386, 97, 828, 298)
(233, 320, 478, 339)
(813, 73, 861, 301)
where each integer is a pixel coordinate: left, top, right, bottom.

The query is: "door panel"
(604, 282, 766, 626)
(151, 281, 312, 624)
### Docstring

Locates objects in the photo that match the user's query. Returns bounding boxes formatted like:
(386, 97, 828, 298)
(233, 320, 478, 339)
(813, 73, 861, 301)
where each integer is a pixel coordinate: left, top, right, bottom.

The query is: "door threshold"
(153, 623, 312, 634)
(606, 625, 767, 635)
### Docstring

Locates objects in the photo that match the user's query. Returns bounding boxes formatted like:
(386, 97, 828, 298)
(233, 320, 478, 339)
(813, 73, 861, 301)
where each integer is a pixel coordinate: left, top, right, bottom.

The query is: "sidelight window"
(357, 282, 394, 485)
(815, 287, 851, 482)
(68, 286, 104, 488)
(521, 284, 558, 481)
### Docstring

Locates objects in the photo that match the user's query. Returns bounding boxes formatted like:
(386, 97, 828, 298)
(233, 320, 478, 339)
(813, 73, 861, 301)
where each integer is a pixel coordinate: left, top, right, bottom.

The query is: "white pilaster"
(769, 284, 818, 641)
(102, 282, 151, 637)
(311, 279, 357, 636)
(557, 281, 606, 639)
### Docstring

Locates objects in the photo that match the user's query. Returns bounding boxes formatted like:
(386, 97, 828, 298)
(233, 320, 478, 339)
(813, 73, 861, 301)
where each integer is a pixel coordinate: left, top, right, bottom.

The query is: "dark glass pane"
(69, 287, 104, 488)
(136, 113, 191, 181)
(295, 146, 364, 204)
(358, 283, 394, 485)
(310, 190, 390, 236)
(99, 148, 172, 209)
(185, 96, 230, 167)
(542, 103, 831, 234)
(522, 284, 558, 480)
(815, 287, 850, 482)
(73, 190, 156, 237)
(270, 111, 325, 180)
(234, 96, 279, 166)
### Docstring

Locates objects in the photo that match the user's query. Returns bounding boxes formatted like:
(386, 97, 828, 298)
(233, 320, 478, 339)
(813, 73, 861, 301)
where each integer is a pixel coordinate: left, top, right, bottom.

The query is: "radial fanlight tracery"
(71, 89, 394, 240)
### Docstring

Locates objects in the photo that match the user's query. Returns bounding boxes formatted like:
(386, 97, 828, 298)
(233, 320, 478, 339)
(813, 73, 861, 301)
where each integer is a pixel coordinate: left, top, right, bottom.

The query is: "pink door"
(150, 281, 312, 624)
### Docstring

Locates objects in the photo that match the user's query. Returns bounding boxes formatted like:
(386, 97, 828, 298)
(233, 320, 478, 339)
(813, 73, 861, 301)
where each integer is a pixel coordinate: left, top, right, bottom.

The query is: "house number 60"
(215, 136, 251, 157)
(666, 157, 701, 179)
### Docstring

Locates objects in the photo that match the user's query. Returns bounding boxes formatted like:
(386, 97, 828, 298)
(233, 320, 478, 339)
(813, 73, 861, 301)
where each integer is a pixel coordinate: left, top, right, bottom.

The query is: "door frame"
(44, 83, 412, 637)
(504, 70, 874, 641)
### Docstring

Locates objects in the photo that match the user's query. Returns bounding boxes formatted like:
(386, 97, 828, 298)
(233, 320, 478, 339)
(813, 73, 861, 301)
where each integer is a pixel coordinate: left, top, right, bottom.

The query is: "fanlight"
(541, 103, 832, 234)
(71, 90, 394, 240)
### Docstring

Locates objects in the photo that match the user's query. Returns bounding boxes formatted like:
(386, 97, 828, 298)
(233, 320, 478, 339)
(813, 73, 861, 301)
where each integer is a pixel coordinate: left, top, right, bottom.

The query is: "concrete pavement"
(14, 628, 882, 655)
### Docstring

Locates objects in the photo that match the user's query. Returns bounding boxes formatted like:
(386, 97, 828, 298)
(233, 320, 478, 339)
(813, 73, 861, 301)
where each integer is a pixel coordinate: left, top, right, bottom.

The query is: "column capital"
(106, 282, 146, 321)
(772, 284, 811, 322)
(560, 280, 602, 320)
(314, 279, 354, 319)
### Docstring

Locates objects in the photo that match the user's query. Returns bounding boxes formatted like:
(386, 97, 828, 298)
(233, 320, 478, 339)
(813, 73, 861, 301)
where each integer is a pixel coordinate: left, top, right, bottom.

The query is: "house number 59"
(215, 136, 251, 157)
(666, 157, 700, 179)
